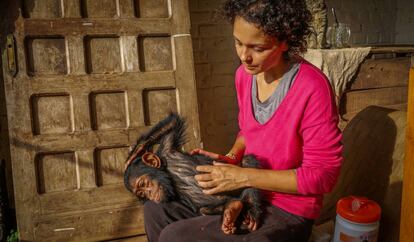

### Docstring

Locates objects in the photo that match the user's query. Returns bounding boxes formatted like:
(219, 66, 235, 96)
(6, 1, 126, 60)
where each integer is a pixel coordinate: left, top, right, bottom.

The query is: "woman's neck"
(258, 58, 292, 85)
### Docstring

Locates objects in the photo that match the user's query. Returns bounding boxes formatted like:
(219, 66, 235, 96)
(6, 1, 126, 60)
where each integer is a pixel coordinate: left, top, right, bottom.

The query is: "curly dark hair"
(222, 0, 312, 57)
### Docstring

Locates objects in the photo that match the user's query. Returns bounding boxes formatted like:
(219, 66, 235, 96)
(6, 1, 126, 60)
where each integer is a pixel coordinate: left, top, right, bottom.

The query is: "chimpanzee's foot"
(243, 213, 258, 232)
(222, 200, 243, 235)
(199, 205, 223, 215)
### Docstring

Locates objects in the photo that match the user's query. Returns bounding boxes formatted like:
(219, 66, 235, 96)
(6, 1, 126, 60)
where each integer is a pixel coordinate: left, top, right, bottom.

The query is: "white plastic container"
(333, 196, 381, 242)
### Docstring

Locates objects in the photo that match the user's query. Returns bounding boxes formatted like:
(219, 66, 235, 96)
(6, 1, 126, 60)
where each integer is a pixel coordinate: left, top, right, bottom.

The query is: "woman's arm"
(195, 163, 298, 195)
(194, 135, 298, 195)
(226, 135, 246, 162)
(190, 135, 246, 163)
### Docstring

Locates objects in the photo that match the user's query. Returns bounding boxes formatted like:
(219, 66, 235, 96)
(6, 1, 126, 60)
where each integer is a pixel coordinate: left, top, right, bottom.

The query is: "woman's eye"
(254, 48, 264, 52)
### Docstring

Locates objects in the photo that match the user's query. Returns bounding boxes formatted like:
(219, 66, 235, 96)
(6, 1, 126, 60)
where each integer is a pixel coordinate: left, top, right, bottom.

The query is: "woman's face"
(233, 16, 288, 75)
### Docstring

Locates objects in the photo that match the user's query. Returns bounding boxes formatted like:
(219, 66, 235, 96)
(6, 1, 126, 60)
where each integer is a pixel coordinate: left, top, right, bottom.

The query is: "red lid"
(336, 196, 381, 223)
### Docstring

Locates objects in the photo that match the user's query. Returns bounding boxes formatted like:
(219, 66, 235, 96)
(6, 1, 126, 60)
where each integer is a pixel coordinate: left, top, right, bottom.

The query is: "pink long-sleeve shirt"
(236, 60, 343, 219)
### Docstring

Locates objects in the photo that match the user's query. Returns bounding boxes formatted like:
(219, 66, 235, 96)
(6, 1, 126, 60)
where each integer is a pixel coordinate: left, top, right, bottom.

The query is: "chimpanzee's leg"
(239, 155, 262, 231)
(240, 187, 262, 231)
(144, 201, 198, 242)
(221, 199, 244, 234)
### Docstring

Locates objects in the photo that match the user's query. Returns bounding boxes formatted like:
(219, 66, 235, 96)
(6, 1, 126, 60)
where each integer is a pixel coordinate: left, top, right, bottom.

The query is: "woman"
(144, 0, 343, 241)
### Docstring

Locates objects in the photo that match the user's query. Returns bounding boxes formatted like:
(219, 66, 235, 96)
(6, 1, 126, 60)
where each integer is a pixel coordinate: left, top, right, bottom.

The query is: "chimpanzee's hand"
(195, 162, 248, 194)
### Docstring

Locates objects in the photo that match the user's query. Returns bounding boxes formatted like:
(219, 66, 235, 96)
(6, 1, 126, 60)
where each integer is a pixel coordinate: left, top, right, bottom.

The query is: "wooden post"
(400, 59, 414, 242)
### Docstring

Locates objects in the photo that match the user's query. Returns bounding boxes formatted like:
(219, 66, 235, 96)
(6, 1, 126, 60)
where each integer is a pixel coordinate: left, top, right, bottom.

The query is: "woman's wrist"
(225, 153, 237, 160)
(227, 150, 243, 161)
(218, 153, 238, 164)
(238, 167, 253, 188)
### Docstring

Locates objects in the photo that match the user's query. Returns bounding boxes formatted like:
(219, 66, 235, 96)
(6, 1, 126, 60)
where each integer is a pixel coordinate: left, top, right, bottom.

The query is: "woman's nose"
(238, 46, 249, 62)
(239, 47, 252, 63)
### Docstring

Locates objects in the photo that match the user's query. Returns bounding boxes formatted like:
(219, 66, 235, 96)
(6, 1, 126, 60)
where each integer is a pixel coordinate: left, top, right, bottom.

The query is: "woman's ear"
(280, 41, 289, 52)
(142, 151, 161, 168)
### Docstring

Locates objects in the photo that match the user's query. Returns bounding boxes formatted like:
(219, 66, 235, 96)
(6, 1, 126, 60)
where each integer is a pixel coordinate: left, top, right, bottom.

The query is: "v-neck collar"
(248, 61, 304, 126)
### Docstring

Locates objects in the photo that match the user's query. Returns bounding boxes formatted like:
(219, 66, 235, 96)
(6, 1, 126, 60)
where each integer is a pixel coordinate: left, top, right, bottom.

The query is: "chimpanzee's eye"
(136, 190, 145, 197)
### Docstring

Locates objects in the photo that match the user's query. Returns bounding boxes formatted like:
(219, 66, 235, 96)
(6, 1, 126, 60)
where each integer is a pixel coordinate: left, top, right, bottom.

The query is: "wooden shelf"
(370, 46, 414, 54)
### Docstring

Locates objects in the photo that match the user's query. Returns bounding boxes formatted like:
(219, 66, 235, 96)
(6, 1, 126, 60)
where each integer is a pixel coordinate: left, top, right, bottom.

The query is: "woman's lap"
(144, 201, 313, 242)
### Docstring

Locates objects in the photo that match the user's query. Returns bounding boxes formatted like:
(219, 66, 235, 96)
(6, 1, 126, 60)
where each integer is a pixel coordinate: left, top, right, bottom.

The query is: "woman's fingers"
(194, 172, 213, 181)
(196, 165, 214, 172)
(189, 148, 201, 155)
(202, 186, 222, 195)
(213, 161, 234, 167)
(190, 148, 220, 159)
(197, 180, 219, 189)
(195, 165, 243, 194)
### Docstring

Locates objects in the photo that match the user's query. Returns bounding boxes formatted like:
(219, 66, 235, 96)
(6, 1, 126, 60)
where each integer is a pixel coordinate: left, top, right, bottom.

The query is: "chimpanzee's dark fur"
(124, 113, 262, 229)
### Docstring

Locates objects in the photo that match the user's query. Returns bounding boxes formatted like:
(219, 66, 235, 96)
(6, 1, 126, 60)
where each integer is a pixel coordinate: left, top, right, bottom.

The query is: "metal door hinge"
(6, 34, 17, 77)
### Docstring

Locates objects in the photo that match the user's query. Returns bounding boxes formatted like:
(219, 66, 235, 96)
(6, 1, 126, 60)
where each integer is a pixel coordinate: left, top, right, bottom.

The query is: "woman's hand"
(195, 162, 249, 195)
(190, 148, 220, 160)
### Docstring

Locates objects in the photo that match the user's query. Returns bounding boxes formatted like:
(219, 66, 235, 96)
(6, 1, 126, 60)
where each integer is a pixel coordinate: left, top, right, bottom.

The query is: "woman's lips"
(245, 65, 257, 70)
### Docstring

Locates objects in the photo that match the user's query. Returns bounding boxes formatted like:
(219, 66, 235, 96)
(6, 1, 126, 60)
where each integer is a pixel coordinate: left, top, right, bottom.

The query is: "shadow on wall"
(318, 105, 406, 242)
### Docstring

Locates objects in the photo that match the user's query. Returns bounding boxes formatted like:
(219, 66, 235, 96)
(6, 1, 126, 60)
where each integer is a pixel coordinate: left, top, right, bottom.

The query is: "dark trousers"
(144, 201, 314, 242)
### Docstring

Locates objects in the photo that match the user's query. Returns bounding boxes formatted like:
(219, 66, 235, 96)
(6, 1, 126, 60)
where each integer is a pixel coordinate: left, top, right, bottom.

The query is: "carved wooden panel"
(83, 0, 118, 18)
(90, 91, 128, 130)
(139, 36, 173, 71)
(4, 0, 200, 241)
(85, 36, 122, 74)
(31, 94, 74, 135)
(36, 152, 77, 194)
(23, 0, 63, 19)
(143, 89, 177, 125)
(26, 37, 67, 76)
(136, 0, 170, 18)
(95, 146, 129, 186)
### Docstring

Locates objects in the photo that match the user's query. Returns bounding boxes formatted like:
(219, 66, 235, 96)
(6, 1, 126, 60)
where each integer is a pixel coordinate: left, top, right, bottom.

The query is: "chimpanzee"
(124, 113, 262, 234)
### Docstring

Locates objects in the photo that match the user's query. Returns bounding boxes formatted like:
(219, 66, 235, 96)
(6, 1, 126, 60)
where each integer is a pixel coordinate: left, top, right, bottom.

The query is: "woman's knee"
(158, 221, 190, 242)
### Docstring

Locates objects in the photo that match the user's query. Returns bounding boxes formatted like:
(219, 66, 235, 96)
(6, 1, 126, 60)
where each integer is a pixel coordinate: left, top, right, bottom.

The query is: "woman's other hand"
(190, 148, 220, 160)
(195, 162, 249, 195)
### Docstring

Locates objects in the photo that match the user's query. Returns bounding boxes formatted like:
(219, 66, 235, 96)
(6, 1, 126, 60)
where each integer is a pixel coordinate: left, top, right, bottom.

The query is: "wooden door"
(400, 63, 414, 242)
(1, 0, 200, 241)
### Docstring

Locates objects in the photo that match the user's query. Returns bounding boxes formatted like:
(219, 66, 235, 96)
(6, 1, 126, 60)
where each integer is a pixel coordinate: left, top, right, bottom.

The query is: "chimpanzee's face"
(131, 174, 165, 203)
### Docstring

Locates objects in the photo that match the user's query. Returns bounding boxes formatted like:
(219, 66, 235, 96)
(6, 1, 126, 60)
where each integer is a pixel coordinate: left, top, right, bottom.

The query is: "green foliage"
(6, 229, 18, 242)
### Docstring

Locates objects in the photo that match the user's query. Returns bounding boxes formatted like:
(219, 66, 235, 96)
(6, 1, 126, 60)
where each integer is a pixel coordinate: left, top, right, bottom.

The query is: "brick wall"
(326, 0, 397, 46)
(189, 0, 240, 154)
(189, 0, 414, 153)
(326, 0, 414, 46)
(395, 0, 414, 44)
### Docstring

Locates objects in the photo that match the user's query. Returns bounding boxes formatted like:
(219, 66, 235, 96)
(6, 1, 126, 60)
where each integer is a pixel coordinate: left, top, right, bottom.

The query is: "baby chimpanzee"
(124, 113, 262, 234)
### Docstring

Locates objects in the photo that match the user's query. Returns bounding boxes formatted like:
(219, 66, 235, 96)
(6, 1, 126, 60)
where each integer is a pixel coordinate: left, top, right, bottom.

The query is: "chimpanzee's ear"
(124, 144, 146, 170)
(142, 151, 161, 168)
